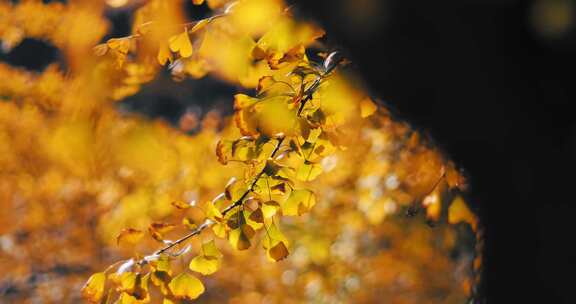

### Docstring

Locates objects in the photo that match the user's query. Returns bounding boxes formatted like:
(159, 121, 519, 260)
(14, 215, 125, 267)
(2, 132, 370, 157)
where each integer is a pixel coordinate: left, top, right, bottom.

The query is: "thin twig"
(145, 137, 285, 261)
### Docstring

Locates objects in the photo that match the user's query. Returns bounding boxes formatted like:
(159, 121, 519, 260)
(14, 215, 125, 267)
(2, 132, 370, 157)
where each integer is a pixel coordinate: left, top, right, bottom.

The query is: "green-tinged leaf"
(295, 160, 322, 181)
(263, 222, 290, 261)
(189, 240, 223, 275)
(262, 200, 281, 218)
(282, 189, 316, 216)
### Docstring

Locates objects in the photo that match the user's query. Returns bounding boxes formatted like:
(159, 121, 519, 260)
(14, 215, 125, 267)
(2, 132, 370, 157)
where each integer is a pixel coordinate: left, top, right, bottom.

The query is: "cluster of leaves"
(0, 0, 480, 303)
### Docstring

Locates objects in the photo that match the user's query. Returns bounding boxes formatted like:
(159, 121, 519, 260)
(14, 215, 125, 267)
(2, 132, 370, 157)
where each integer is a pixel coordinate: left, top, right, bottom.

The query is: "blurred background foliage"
(0, 0, 480, 303)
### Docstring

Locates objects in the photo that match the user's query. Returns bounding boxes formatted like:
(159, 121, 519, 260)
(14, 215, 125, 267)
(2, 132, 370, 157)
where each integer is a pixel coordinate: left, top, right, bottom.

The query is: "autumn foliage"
(0, 0, 480, 303)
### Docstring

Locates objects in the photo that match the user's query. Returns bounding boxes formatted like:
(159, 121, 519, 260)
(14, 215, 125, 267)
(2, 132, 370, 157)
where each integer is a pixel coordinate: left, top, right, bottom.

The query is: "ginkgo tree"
(0, 0, 481, 303)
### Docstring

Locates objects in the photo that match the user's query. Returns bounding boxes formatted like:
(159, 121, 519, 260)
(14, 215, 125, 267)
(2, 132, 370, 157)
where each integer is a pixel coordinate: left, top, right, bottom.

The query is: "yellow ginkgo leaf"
(169, 31, 193, 58)
(81, 272, 106, 303)
(282, 189, 316, 216)
(116, 228, 144, 246)
(262, 200, 281, 218)
(157, 44, 173, 66)
(212, 222, 227, 238)
(189, 240, 223, 275)
(93, 43, 108, 56)
(168, 272, 205, 300)
(263, 222, 290, 261)
(360, 96, 377, 118)
(448, 196, 478, 231)
(171, 200, 191, 210)
(228, 225, 254, 250)
(189, 255, 220, 275)
(205, 200, 224, 221)
(107, 37, 131, 54)
(295, 160, 322, 181)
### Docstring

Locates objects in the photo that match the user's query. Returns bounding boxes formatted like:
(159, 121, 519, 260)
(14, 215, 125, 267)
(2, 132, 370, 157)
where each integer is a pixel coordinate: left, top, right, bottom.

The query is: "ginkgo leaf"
(93, 43, 108, 56)
(182, 217, 197, 230)
(295, 160, 322, 181)
(205, 200, 223, 221)
(212, 222, 227, 238)
(148, 222, 176, 242)
(117, 292, 139, 304)
(189, 255, 220, 275)
(189, 240, 223, 275)
(234, 94, 259, 110)
(116, 228, 144, 246)
(282, 189, 316, 216)
(169, 31, 193, 58)
(171, 200, 191, 209)
(229, 224, 255, 250)
(113, 271, 137, 293)
(360, 96, 377, 118)
(262, 200, 281, 218)
(268, 241, 289, 261)
(151, 271, 171, 295)
(157, 44, 173, 66)
(131, 273, 150, 301)
(81, 272, 106, 303)
(168, 272, 205, 300)
(448, 196, 477, 231)
(192, 0, 205, 5)
(263, 222, 290, 261)
(107, 38, 131, 54)
(248, 208, 264, 223)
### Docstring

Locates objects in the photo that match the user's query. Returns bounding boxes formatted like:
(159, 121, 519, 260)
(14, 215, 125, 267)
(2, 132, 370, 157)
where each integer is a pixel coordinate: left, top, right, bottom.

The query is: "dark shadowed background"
(293, 0, 576, 302)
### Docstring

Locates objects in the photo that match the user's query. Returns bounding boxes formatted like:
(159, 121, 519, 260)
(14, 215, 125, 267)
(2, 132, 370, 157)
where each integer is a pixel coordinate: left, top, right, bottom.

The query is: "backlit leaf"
(116, 228, 144, 246)
(282, 189, 316, 216)
(168, 272, 205, 300)
(81, 272, 106, 303)
(189, 240, 223, 275)
(169, 31, 193, 58)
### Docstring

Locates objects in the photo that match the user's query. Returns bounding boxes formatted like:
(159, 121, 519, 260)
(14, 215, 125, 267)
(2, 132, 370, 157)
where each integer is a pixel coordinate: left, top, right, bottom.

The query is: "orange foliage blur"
(0, 0, 480, 303)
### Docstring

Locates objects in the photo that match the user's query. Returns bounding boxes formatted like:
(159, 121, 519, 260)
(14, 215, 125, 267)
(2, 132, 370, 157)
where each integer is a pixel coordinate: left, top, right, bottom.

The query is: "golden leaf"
(168, 272, 205, 300)
(282, 189, 316, 216)
(360, 97, 378, 118)
(189, 239, 223, 275)
(116, 228, 144, 246)
(81, 272, 106, 303)
(448, 196, 478, 231)
(295, 160, 322, 181)
(157, 44, 173, 66)
(169, 31, 193, 58)
(263, 222, 290, 261)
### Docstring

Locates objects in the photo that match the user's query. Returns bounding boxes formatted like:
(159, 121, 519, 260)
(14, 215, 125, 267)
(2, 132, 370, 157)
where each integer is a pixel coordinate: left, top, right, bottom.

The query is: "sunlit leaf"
(189, 240, 223, 275)
(116, 228, 144, 246)
(448, 196, 477, 231)
(169, 31, 193, 58)
(295, 160, 322, 181)
(360, 96, 378, 118)
(282, 189, 316, 216)
(157, 44, 173, 66)
(263, 222, 289, 261)
(262, 200, 281, 218)
(81, 272, 106, 303)
(168, 272, 205, 300)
